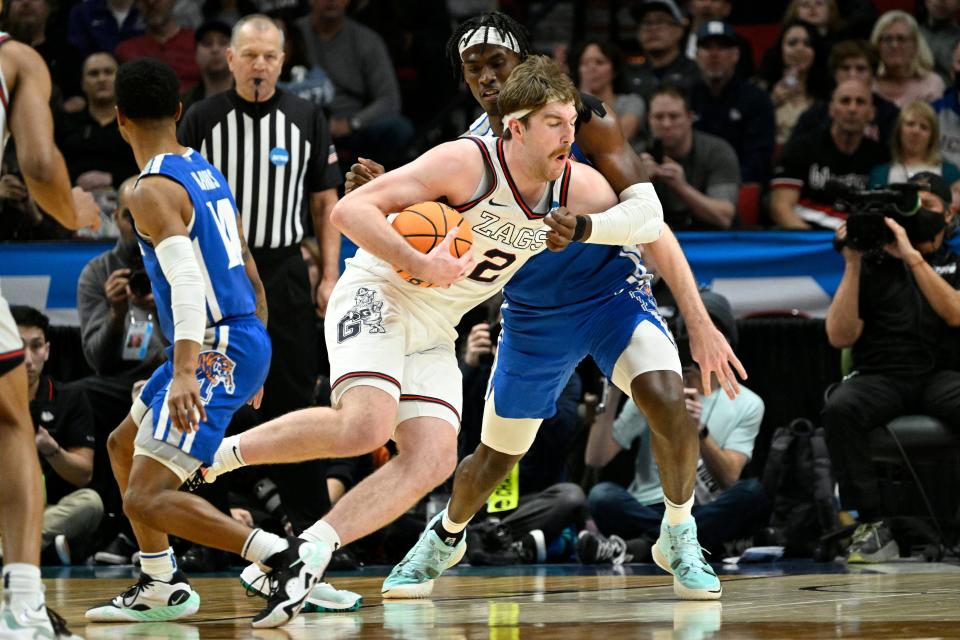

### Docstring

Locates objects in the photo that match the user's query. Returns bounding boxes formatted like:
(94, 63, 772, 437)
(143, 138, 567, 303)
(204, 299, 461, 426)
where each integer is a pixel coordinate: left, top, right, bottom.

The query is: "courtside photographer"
(823, 171, 960, 563)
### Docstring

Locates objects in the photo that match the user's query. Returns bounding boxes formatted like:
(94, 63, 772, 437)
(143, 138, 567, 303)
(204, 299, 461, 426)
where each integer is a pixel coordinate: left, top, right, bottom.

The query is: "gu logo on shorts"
(196, 351, 237, 403)
(337, 287, 386, 343)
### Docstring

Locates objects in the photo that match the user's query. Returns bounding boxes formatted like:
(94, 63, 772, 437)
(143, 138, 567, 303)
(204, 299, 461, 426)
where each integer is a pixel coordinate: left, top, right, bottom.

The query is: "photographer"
(824, 171, 960, 563)
(642, 85, 740, 230)
(75, 176, 166, 563)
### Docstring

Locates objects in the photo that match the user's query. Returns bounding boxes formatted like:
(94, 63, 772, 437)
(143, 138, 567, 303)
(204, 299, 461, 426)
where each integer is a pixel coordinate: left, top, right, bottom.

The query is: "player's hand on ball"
(545, 206, 580, 252)
(415, 227, 475, 287)
(169, 372, 207, 433)
(344, 157, 385, 194)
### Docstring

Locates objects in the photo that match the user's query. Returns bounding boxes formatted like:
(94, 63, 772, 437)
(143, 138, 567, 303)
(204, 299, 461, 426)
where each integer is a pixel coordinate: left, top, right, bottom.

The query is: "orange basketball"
(392, 201, 473, 287)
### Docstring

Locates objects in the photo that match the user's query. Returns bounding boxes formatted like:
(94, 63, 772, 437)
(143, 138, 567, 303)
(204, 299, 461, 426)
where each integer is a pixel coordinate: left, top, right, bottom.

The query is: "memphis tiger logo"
(337, 287, 386, 342)
(196, 351, 237, 403)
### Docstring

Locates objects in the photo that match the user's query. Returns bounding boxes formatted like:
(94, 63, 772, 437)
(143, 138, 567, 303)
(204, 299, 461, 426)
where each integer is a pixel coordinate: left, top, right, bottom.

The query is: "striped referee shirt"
(177, 88, 342, 249)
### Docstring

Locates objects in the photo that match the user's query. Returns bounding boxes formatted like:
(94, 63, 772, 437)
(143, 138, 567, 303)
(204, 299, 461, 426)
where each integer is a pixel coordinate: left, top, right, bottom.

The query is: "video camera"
(829, 181, 923, 253)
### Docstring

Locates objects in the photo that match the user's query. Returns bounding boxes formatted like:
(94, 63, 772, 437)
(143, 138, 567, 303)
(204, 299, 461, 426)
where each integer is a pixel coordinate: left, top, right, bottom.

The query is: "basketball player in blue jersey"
(197, 55, 662, 594)
(83, 59, 327, 630)
(0, 8, 101, 636)
(351, 13, 746, 600)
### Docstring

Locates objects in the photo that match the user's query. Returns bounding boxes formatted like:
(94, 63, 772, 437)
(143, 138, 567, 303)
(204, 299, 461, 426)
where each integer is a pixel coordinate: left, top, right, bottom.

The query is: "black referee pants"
(252, 246, 331, 533)
(822, 370, 960, 522)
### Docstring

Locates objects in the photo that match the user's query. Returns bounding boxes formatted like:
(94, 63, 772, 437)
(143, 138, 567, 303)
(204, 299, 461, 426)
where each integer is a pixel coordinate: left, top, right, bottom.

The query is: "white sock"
(213, 435, 247, 473)
(241, 529, 288, 564)
(441, 508, 470, 534)
(664, 494, 694, 526)
(301, 519, 341, 551)
(2, 563, 44, 611)
(139, 548, 176, 582)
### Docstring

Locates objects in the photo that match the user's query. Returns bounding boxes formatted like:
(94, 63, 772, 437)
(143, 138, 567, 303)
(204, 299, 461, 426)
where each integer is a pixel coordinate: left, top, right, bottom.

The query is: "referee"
(178, 14, 341, 533)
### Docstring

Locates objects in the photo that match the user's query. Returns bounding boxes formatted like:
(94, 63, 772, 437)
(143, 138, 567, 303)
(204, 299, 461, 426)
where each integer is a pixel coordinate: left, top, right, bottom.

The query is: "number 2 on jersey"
(468, 248, 517, 283)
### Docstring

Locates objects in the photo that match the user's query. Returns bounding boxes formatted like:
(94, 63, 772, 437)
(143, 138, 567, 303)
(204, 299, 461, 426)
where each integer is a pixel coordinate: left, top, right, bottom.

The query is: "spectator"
(581, 292, 767, 564)
(626, 0, 698, 104)
(689, 21, 776, 184)
(457, 320, 587, 566)
(642, 85, 739, 230)
(274, 15, 335, 108)
(791, 40, 900, 146)
(75, 176, 166, 563)
(56, 52, 139, 193)
(784, 0, 843, 47)
(295, 0, 413, 170)
(114, 0, 201, 93)
(12, 306, 103, 566)
(683, 0, 753, 79)
(201, 0, 310, 24)
(933, 39, 960, 169)
(770, 79, 889, 229)
(181, 19, 233, 111)
(68, 0, 144, 60)
(179, 14, 342, 535)
(7, 0, 84, 111)
(756, 20, 831, 146)
(919, 0, 960, 83)
(869, 101, 960, 188)
(823, 171, 960, 563)
(0, 160, 71, 242)
(569, 40, 645, 152)
(871, 11, 944, 108)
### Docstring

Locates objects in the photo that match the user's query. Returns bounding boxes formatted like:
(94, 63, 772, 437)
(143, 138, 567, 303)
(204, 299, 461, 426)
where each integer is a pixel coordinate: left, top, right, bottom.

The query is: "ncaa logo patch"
(269, 147, 289, 167)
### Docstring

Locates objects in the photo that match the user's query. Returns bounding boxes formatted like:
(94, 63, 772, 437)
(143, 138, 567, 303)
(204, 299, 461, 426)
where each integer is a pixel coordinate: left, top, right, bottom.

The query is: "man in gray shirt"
(297, 0, 413, 170)
(641, 85, 740, 230)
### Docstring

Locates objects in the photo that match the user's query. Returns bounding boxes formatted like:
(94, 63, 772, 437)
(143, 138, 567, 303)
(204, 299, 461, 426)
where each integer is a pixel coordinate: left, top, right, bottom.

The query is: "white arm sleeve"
(584, 182, 664, 245)
(155, 235, 206, 345)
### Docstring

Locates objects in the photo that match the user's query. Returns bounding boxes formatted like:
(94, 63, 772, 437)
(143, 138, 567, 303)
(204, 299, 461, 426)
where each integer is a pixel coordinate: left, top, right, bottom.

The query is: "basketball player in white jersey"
(0, 9, 101, 638)
(198, 55, 662, 591)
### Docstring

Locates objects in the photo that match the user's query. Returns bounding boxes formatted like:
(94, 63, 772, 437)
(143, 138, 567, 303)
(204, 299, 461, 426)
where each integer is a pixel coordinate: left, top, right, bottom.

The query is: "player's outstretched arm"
(6, 42, 99, 230)
(330, 139, 481, 287)
(129, 177, 208, 432)
(577, 101, 746, 397)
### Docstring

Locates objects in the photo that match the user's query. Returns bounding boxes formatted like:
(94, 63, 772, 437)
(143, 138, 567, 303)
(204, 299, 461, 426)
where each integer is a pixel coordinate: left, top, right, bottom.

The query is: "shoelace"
(668, 528, 712, 575)
(244, 571, 271, 599)
(180, 469, 207, 493)
(116, 574, 157, 607)
(46, 607, 72, 636)
(596, 537, 624, 562)
(397, 539, 450, 580)
(851, 524, 876, 545)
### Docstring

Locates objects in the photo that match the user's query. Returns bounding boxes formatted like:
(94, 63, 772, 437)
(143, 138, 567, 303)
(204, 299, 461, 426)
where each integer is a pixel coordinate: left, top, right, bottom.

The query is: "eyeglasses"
(640, 18, 679, 30)
(879, 34, 912, 45)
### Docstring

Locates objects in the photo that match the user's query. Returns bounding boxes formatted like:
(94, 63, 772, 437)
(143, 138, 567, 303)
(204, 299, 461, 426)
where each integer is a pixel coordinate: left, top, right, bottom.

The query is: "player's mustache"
(550, 145, 572, 157)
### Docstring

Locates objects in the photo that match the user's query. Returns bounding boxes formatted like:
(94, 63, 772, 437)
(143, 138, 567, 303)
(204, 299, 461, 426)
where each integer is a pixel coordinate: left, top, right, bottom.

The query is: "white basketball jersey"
(346, 135, 572, 326)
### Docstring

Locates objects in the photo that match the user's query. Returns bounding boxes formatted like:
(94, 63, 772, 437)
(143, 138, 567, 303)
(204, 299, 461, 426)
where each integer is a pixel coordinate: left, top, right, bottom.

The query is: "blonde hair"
(871, 11, 935, 79)
(891, 101, 940, 165)
(497, 55, 581, 138)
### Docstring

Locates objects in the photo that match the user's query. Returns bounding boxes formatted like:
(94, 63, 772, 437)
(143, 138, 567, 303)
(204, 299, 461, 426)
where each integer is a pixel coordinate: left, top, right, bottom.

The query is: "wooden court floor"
(43, 561, 960, 639)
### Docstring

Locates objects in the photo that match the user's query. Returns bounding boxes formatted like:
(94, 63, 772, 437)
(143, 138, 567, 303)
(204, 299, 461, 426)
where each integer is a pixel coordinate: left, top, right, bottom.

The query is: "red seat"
(738, 182, 762, 228)
(733, 23, 781, 68)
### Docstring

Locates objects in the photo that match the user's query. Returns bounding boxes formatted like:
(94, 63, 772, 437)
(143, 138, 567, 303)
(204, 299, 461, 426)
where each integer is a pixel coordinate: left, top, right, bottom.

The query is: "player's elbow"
(18, 147, 57, 184)
(329, 199, 349, 233)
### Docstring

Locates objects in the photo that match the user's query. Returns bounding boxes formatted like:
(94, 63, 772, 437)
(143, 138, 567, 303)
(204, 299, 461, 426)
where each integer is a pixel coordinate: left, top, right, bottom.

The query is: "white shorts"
(325, 267, 463, 432)
(0, 294, 25, 375)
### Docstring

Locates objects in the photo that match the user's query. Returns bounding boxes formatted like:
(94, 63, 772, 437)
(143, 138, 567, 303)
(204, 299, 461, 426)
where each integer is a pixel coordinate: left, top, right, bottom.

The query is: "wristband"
(698, 426, 710, 441)
(572, 215, 587, 242)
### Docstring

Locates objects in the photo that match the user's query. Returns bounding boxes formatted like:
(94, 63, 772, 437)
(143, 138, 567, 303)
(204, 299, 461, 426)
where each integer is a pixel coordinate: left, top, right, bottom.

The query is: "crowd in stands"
(1, 0, 958, 569)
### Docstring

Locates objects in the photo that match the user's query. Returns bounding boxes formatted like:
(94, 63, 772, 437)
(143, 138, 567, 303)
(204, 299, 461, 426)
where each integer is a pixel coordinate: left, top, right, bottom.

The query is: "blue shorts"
(136, 317, 271, 465)
(490, 283, 671, 419)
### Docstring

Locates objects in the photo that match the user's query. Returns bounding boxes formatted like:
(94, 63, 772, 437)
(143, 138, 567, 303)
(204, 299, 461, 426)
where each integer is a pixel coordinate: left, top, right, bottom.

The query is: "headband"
(458, 26, 520, 58)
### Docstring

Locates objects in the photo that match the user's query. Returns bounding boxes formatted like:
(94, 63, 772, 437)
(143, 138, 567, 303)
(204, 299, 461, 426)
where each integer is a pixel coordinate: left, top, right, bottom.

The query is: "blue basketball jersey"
(465, 112, 648, 307)
(135, 149, 257, 342)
